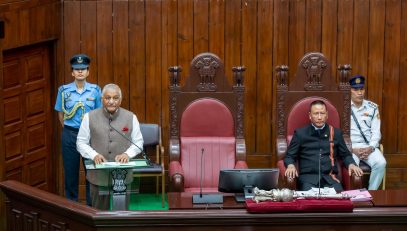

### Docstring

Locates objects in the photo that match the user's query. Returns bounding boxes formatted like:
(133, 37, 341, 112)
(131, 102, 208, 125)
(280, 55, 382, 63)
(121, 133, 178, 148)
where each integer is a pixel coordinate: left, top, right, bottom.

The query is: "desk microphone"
(192, 148, 223, 204)
(108, 117, 152, 166)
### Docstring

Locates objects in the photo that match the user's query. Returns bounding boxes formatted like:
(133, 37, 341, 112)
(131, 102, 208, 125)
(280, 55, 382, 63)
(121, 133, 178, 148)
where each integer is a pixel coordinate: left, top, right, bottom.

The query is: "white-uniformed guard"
(54, 54, 102, 205)
(349, 75, 386, 190)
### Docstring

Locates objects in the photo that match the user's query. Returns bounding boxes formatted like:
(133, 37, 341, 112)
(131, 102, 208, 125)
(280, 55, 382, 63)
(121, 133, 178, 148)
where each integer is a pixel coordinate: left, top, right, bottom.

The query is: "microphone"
(108, 115, 152, 166)
(199, 148, 204, 198)
(192, 147, 223, 204)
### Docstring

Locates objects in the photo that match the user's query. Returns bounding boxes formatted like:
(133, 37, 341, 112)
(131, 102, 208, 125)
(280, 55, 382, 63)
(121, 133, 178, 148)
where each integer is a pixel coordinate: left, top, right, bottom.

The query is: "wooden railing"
(1, 180, 407, 231)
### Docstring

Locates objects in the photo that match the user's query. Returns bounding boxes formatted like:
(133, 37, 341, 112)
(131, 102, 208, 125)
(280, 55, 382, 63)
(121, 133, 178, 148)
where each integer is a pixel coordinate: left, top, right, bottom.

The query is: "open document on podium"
(85, 160, 149, 169)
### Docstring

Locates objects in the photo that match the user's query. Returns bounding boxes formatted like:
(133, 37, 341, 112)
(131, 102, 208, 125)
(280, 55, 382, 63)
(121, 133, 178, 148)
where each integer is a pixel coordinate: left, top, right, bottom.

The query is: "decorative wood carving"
(168, 66, 182, 139)
(276, 94, 286, 137)
(275, 51, 352, 156)
(168, 52, 246, 164)
(338, 64, 352, 91)
(276, 65, 289, 91)
(301, 55, 327, 91)
(193, 55, 220, 92)
(233, 66, 246, 139)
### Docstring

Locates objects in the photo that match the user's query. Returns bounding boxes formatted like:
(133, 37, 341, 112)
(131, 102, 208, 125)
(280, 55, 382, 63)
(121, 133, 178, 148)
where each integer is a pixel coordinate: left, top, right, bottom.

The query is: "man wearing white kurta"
(77, 83, 143, 209)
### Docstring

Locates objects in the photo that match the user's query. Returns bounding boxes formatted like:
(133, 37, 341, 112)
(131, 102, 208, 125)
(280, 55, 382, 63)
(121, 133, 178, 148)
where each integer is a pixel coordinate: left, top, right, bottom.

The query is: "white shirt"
(350, 99, 381, 148)
(76, 112, 143, 160)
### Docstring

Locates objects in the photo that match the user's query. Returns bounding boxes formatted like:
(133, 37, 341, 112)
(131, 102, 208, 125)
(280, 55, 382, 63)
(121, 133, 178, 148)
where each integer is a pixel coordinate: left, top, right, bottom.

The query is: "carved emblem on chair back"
(302, 55, 327, 91)
(193, 55, 220, 92)
(275, 52, 353, 139)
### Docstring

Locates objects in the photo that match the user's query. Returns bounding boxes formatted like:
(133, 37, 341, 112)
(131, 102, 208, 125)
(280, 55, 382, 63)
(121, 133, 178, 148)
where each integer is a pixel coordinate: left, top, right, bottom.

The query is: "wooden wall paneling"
(2, 45, 52, 195)
(288, 0, 305, 82)
(305, 0, 322, 52)
(224, 0, 241, 91)
(96, 1, 113, 88)
(337, 0, 353, 67)
(209, 0, 225, 61)
(129, 0, 146, 120)
(0, 25, 4, 228)
(160, 0, 168, 169)
(273, 0, 289, 67)
(49, 1, 64, 196)
(28, 2, 48, 44)
(352, 0, 369, 76)
(47, 1, 60, 42)
(2, 10, 19, 49)
(78, 0, 97, 201)
(367, 0, 385, 105)
(272, 0, 289, 167)
(163, 0, 178, 153)
(398, 0, 407, 153)
(79, 1, 98, 201)
(321, 0, 338, 80)
(145, 0, 162, 124)
(63, 1, 81, 82)
(0, 1, 59, 50)
(193, 0, 209, 55)
(255, 0, 273, 166)
(387, 154, 407, 188)
(112, 0, 130, 109)
(177, 0, 193, 83)
(0, 0, 56, 9)
(387, 168, 407, 189)
(19, 7, 29, 45)
(242, 0, 257, 162)
(165, 0, 178, 68)
(80, 0, 97, 83)
(382, 0, 401, 154)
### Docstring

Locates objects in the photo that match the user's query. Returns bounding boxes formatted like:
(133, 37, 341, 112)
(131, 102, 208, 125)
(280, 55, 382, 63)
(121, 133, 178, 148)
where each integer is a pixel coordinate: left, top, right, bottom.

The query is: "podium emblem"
(111, 169, 128, 194)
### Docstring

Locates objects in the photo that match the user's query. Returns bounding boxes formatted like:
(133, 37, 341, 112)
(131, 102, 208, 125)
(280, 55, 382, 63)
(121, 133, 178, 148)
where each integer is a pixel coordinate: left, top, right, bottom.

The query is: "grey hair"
(102, 83, 122, 98)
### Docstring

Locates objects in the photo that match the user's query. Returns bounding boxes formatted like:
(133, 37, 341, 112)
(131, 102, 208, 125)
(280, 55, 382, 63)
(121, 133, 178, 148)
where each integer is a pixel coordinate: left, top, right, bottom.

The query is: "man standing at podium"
(77, 83, 143, 209)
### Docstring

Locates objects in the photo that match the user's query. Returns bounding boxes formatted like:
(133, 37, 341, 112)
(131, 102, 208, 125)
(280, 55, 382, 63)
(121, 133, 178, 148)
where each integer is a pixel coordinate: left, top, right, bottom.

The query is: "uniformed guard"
(349, 74, 386, 190)
(54, 54, 102, 205)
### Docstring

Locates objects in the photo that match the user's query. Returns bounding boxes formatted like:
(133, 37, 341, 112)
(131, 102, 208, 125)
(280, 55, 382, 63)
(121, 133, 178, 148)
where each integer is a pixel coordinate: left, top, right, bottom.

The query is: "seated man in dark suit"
(284, 100, 363, 192)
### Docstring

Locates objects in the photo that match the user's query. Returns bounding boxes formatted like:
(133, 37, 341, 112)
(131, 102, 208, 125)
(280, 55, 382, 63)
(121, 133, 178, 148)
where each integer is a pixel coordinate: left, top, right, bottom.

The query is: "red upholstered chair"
(275, 52, 364, 190)
(168, 52, 248, 192)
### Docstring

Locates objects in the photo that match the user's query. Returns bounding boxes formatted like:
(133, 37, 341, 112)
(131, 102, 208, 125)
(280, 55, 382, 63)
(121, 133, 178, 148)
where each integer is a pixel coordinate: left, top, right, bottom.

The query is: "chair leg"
(161, 175, 165, 208)
(156, 176, 159, 195)
(382, 169, 386, 190)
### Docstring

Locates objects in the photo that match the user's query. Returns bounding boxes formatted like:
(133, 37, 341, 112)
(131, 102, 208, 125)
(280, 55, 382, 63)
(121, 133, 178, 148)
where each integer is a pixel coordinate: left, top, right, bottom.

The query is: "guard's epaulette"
(88, 83, 101, 91)
(367, 101, 378, 109)
(58, 85, 67, 93)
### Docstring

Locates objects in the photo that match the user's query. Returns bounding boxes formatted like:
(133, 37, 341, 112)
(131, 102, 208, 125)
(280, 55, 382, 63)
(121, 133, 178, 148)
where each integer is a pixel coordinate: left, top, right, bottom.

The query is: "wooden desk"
(2, 181, 407, 231)
(168, 190, 407, 210)
(370, 189, 407, 206)
(168, 192, 245, 209)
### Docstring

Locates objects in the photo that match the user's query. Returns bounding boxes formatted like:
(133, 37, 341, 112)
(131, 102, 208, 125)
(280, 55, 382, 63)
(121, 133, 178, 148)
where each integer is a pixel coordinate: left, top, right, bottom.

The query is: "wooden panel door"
(1, 45, 52, 191)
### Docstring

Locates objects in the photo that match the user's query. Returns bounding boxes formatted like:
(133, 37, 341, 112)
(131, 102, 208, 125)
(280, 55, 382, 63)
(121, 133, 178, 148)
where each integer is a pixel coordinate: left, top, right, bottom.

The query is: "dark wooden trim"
(2, 180, 407, 230)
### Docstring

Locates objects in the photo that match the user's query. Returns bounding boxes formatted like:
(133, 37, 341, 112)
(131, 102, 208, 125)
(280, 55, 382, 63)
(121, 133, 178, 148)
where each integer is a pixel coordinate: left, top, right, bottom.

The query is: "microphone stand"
(318, 130, 321, 197)
(199, 148, 204, 198)
(109, 118, 152, 166)
(192, 148, 223, 204)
